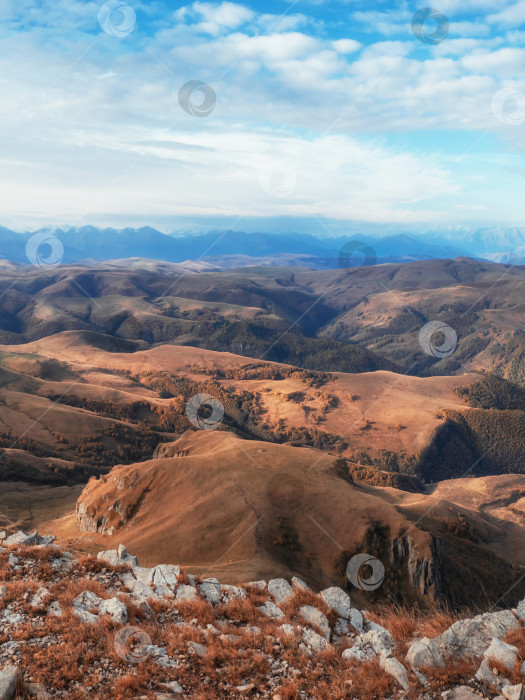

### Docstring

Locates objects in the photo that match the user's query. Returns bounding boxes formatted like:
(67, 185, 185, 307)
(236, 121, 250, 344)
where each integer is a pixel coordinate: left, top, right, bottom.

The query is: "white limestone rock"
(97, 544, 138, 569)
(268, 578, 293, 604)
(0, 665, 18, 700)
(436, 610, 520, 658)
(380, 653, 410, 691)
(342, 627, 396, 661)
(256, 601, 284, 620)
(199, 578, 221, 605)
(175, 584, 197, 603)
(298, 605, 331, 641)
(406, 637, 445, 669)
(502, 685, 525, 700)
(302, 628, 328, 653)
(320, 587, 352, 620)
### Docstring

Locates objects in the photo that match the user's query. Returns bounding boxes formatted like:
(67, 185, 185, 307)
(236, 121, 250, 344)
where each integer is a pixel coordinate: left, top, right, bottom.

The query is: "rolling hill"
(40, 430, 525, 609)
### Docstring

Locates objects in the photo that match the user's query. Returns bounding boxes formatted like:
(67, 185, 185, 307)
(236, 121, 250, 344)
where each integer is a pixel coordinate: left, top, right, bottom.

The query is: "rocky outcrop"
(153, 442, 188, 459)
(1, 532, 524, 698)
(390, 533, 444, 601)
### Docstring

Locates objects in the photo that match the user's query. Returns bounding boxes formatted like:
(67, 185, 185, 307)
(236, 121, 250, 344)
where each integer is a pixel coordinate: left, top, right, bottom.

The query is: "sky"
(1, 0, 525, 233)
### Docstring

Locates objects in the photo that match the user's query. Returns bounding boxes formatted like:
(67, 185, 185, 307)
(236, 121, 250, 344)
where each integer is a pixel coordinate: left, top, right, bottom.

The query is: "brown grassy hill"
(312, 258, 525, 382)
(0, 332, 474, 471)
(42, 431, 525, 609)
(1, 257, 523, 381)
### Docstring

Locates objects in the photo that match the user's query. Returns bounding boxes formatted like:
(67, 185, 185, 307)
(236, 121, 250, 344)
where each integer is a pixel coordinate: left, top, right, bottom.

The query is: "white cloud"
(174, 1, 254, 35)
(332, 38, 362, 54)
(0, 0, 524, 227)
(488, 0, 525, 25)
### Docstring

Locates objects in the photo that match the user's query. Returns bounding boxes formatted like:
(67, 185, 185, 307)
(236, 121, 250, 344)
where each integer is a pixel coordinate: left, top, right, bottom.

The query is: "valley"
(1, 256, 525, 612)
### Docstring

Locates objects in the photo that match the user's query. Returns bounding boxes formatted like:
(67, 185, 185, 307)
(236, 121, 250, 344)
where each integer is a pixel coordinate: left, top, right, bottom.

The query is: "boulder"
(151, 565, 180, 597)
(268, 578, 293, 604)
(72, 591, 128, 624)
(406, 637, 444, 669)
(175, 584, 197, 603)
(436, 610, 520, 658)
(502, 685, 525, 700)
(256, 601, 284, 620)
(483, 637, 519, 671)
(199, 579, 221, 605)
(302, 628, 328, 653)
(342, 627, 396, 661)
(0, 666, 18, 700)
(298, 605, 331, 641)
(220, 585, 246, 603)
(4, 531, 54, 547)
(320, 587, 352, 620)
(291, 576, 309, 591)
(380, 654, 410, 691)
(99, 597, 128, 624)
(97, 544, 138, 569)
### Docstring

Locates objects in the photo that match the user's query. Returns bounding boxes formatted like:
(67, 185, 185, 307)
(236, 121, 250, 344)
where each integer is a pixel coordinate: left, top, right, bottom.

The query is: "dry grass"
(421, 655, 479, 691)
(215, 597, 260, 625)
(338, 658, 395, 699)
(367, 602, 466, 645)
(505, 625, 525, 659)
(51, 577, 110, 612)
(281, 588, 337, 628)
(2, 543, 522, 699)
(176, 598, 216, 626)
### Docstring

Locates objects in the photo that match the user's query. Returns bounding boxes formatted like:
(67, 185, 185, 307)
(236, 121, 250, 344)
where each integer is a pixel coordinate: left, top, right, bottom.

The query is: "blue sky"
(1, 0, 525, 233)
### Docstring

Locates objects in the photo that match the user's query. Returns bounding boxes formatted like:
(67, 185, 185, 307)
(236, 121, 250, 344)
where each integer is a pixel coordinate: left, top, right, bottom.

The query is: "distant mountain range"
(0, 224, 524, 268)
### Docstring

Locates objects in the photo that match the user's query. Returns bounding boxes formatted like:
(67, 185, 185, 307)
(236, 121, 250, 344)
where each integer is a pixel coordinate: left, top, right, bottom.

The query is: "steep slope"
(41, 431, 525, 609)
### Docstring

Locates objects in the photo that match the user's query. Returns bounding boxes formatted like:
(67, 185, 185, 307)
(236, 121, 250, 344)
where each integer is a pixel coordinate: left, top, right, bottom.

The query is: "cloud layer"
(0, 0, 524, 230)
